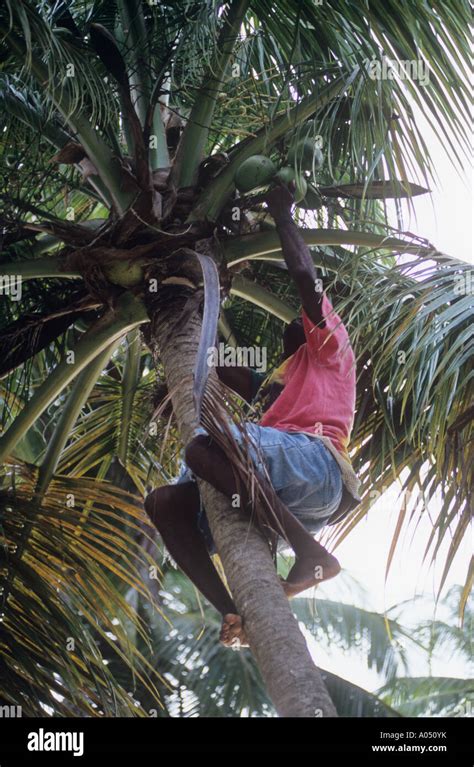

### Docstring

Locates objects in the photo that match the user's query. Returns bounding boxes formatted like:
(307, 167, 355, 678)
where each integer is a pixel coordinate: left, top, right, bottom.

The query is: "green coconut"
(275, 166, 296, 185)
(287, 138, 324, 172)
(275, 166, 307, 203)
(234, 155, 277, 193)
(104, 259, 144, 287)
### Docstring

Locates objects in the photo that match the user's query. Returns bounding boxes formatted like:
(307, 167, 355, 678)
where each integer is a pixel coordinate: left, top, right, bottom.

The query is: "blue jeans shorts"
(176, 423, 343, 555)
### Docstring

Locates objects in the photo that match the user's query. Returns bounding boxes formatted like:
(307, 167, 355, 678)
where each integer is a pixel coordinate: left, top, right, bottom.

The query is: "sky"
(296, 109, 473, 696)
(389, 110, 472, 266)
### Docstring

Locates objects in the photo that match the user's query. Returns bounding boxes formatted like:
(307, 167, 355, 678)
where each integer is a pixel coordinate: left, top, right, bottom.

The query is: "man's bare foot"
(280, 550, 341, 598)
(219, 613, 249, 649)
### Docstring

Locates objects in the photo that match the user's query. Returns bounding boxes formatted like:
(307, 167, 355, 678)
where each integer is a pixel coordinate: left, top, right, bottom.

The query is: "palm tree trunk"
(147, 294, 337, 718)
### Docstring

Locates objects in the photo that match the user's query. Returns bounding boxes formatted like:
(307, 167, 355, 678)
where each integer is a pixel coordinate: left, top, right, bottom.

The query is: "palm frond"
(0, 459, 166, 715)
(291, 597, 419, 679)
(378, 676, 474, 717)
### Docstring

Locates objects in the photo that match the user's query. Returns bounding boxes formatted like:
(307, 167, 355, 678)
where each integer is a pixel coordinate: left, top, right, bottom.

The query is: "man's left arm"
(265, 185, 325, 327)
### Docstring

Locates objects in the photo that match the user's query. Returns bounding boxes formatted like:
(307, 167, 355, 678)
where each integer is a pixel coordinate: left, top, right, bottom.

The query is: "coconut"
(275, 166, 296, 185)
(103, 259, 144, 287)
(287, 139, 324, 172)
(274, 167, 307, 203)
(234, 155, 277, 193)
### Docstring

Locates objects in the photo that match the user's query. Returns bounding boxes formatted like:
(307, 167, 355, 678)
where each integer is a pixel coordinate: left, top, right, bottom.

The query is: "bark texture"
(148, 293, 337, 718)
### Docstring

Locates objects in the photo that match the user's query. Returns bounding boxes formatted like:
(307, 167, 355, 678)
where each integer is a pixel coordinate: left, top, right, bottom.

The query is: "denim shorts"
(176, 423, 343, 555)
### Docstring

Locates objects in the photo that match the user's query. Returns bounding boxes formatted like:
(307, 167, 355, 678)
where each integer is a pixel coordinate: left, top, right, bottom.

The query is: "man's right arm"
(265, 184, 325, 328)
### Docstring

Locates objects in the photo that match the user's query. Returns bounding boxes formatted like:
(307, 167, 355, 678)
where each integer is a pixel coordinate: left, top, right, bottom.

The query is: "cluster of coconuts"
(234, 137, 324, 207)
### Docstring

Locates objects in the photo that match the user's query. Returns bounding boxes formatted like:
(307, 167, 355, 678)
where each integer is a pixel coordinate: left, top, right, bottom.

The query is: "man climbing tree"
(145, 183, 361, 647)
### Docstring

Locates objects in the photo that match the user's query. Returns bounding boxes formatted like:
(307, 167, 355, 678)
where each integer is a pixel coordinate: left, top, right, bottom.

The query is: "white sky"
(391, 110, 472, 266)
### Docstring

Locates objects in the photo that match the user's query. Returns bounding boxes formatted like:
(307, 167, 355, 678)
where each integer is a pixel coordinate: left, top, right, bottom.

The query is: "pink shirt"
(259, 294, 356, 458)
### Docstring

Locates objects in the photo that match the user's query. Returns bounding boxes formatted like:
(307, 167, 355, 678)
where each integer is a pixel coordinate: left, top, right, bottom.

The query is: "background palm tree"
(152, 577, 473, 717)
(0, 0, 471, 715)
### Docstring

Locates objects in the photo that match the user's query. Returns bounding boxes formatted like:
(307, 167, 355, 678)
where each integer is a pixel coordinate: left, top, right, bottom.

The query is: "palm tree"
(0, 0, 471, 716)
(72, 565, 472, 718)
(377, 585, 474, 717)
(134, 566, 405, 717)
